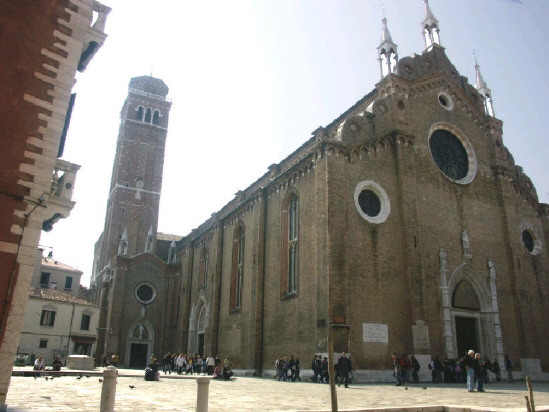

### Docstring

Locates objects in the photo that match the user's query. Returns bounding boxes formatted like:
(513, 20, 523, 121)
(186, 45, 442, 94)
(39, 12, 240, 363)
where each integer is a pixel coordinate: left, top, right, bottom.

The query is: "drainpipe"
(67, 302, 75, 359)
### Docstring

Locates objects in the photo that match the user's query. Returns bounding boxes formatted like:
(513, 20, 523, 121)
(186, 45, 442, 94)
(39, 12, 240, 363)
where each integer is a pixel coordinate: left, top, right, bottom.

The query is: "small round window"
(354, 181, 390, 224)
(438, 92, 454, 111)
(135, 283, 156, 304)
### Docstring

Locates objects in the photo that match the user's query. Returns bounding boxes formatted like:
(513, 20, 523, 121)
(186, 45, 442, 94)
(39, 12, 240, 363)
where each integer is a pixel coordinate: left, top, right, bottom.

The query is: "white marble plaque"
(362, 323, 388, 343)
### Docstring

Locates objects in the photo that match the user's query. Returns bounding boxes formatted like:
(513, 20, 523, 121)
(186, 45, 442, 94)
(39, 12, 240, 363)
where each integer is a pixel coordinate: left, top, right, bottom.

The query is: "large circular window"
(354, 181, 390, 224)
(428, 123, 476, 184)
(135, 283, 156, 304)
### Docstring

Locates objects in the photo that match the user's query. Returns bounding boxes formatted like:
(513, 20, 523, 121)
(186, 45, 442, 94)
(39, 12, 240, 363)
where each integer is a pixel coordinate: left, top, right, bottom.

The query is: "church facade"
(93, 2, 549, 379)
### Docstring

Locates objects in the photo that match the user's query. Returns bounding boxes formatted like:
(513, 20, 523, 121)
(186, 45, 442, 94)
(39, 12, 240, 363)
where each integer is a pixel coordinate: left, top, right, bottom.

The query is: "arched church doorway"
(195, 304, 207, 355)
(127, 322, 154, 368)
(129, 343, 148, 368)
(452, 280, 481, 357)
(198, 333, 205, 356)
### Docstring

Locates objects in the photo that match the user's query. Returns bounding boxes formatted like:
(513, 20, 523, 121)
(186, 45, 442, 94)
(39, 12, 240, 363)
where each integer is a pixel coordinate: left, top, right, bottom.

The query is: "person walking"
(337, 352, 353, 388)
(475, 353, 485, 392)
(206, 354, 215, 375)
(411, 355, 420, 383)
(392, 353, 404, 386)
(504, 354, 514, 383)
(492, 358, 501, 381)
(461, 350, 476, 392)
(311, 355, 321, 383)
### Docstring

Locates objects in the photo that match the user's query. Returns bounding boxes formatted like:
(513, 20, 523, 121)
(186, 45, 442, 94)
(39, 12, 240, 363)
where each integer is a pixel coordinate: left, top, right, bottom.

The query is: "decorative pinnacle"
(473, 50, 488, 90)
(381, 17, 393, 43)
(422, 0, 439, 25)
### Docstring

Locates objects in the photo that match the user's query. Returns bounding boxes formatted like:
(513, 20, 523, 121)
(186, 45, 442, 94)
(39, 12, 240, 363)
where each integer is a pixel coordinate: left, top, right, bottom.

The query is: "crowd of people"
(272, 353, 354, 387)
(425, 354, 502, 384)
(159, 353, 233, 380)
(98, 349, 515, 389)
(392, 352, 514, 391)
(274, 355, 302, 382)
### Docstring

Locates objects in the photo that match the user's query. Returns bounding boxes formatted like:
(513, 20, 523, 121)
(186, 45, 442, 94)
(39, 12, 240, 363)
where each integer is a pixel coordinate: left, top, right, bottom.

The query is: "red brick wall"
(0, 0, 74, 340)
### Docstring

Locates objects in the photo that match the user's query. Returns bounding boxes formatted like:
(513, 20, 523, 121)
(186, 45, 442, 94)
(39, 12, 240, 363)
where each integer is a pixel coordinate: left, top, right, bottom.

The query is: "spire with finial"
(422, 0, 441, 49)
(473, 51, 495, 117)
(377, 13, 398, 78)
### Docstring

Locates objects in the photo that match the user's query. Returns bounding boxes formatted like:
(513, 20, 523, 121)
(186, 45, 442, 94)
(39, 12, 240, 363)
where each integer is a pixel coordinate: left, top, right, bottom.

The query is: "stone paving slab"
(5, 368, 549, 411)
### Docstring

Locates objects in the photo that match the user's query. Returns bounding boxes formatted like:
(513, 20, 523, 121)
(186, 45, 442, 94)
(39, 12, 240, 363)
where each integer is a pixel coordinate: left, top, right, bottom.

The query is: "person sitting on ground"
(213, 364, 223, 379)
(52, 356, 62, 371)
(33, 355, 45, 377)
(33, 356, 45, 371)
(222, 356, 233, 380)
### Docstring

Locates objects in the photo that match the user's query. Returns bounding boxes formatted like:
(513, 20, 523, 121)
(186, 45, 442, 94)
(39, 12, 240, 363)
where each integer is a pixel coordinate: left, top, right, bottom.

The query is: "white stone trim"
(353, 180, 391, 224)
(437, 91, 454, 111)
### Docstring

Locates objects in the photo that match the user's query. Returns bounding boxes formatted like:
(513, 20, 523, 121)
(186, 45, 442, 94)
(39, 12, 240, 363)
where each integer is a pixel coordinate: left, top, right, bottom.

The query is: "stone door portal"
(455, 316, 478, 357)
(129, 343, 148, 368)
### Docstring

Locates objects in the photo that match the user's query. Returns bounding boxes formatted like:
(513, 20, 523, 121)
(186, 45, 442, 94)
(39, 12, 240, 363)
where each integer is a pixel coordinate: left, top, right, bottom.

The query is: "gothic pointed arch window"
(136, 106, 144, 121)
(144, 107, 152, 123)
(452, 280, 480, 311)
(198, 247, 208, 287)
(152, 110, 160, 125)
(281, 192, 299, 297)
(230, 223, 244, 312)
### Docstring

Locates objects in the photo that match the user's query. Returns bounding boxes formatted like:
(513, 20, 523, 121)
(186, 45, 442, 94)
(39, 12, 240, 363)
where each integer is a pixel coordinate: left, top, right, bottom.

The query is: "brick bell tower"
(92, 76, 172, 287)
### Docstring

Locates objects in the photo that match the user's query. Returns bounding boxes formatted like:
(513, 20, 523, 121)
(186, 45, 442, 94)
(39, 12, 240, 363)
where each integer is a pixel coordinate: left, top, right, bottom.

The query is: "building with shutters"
(0, 0, 109, 406)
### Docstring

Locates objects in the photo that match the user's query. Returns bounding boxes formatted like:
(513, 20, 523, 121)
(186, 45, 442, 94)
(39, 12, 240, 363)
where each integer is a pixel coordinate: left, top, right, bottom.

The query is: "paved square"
(5, 369, 549, 411)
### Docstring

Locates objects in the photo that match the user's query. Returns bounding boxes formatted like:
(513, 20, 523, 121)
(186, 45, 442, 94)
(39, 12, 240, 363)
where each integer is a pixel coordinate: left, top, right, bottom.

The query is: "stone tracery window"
(281, 192, 299, 297)
(198, 247, 208, 287)
(230, 223, 244, 312)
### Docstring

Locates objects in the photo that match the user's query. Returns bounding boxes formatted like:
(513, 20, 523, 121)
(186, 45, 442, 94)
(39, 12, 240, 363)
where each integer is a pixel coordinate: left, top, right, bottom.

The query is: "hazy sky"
(40, 0, 549, 285)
